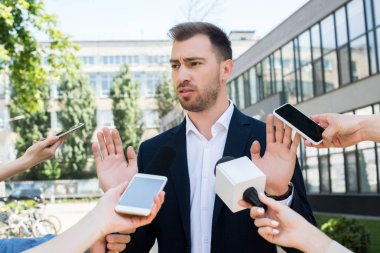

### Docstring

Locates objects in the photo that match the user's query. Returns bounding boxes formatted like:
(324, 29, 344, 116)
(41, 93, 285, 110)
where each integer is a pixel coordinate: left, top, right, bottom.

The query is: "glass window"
(351, 35, 369, 81)
(273, 50, 283, 92)
(321, 15, 336, 54)
(243, 72, 251, 108)
(358, 148, 377, 193)
(335, 7, 348, 47)
(282, 41, 295, 75)
(0, 112, 5, 129)
(89, 73, 97, 96)
(301, 64, 313, 101)
(313, 58, 324, 96)
(284, 72, 297, 104)
(249, 67, 258, 104)
(367, 31, 378, 74)
(338, 45, 351, 85)
(364, 0, 374, 30)
(102, 56, 108, 64)
(375, 0, 380, 26)
(311, 24, 322, 60)
(319, 155, 330, 193)
(345, 151, 358, 192)
(255, 63, 263, 100)
(101, 74, 112, 96)
(330, 151, 346, 193)
(229, 80, 236, 104)
(262, 57, 272, 98)
(347, 0, 366, 40)
(299, 31, 312, 66)
(237, 76, 245, 109)
(306, 156, 319, 193)
(323, 51, 339, 92)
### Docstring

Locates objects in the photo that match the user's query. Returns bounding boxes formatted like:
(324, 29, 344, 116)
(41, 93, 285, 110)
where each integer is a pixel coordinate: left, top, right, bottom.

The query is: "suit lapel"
(167, 120, 191, 245)
(212, 107, 253, 230)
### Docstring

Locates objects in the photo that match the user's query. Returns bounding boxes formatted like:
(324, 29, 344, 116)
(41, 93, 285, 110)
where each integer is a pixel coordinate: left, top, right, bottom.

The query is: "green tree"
(110, 64, 143, 150)
(155, 76, 177, 118)
(1, 0, 81, 179)
(58, 73, 96, 179)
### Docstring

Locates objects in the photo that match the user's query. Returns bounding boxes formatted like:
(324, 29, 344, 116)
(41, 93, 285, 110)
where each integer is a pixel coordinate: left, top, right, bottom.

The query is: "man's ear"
(220, 59, 234, 84)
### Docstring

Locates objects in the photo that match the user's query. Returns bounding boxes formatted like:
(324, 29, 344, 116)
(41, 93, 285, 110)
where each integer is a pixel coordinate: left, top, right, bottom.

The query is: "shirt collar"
(185, 101, 234, 136)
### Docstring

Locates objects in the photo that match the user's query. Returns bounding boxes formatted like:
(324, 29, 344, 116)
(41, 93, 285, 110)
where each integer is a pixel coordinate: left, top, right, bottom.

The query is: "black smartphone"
(56, 123, 84, 138)
(273, 103, 325, 145)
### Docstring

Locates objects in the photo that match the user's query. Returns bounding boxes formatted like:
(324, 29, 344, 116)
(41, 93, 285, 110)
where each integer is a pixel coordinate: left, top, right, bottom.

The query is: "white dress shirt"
(186, 102, 293, 253)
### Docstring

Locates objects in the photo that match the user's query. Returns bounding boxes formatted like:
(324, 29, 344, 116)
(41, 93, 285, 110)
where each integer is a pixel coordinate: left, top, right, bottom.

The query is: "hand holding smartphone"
(56, 123, 84, 139)
(115, 174, 167, 216)
(273, 103, 325, 145)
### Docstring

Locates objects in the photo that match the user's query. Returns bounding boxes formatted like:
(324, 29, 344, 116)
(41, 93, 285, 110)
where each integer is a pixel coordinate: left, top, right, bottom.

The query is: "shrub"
(321, 217, 371, 253)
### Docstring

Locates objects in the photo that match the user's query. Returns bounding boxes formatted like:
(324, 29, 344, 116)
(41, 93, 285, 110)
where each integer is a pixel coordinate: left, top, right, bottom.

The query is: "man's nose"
(175, 66, 191, 84)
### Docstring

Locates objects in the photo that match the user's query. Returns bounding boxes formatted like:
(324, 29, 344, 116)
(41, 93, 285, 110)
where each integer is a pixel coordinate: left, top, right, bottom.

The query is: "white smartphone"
(273, 103, 325, 145)
(115, 173, 167, 216)
(56, 123, 84, 138)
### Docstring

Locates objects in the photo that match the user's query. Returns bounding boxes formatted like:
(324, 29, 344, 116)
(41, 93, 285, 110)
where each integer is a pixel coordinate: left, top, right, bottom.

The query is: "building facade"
(228, 0, 380, 216)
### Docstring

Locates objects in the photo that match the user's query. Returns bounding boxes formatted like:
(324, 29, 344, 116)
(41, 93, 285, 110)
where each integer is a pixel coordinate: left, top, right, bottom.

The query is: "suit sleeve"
(123, 142, 157, 253)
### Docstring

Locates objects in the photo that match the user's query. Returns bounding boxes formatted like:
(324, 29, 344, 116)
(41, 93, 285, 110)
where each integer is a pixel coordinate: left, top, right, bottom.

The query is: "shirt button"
(204, 238, 209, 244)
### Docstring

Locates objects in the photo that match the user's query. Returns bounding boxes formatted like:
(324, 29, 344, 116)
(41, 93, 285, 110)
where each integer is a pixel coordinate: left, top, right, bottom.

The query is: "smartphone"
(115, 174, 167, 216)
(273, 103, 325, 145)
(56, 123, 84, 138)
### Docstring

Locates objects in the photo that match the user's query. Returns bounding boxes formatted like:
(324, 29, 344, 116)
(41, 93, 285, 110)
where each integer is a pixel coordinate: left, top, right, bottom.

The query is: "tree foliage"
(110, 64, 143, 151)
(155, 76, 178, 118)
(2, 0, 85, 179)
(58, 73, 96, 179)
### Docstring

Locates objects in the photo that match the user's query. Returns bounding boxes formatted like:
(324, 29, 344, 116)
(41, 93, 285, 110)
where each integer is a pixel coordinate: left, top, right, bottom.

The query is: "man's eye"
(191, 62, 201, 66)
(171, 63, 179, 69)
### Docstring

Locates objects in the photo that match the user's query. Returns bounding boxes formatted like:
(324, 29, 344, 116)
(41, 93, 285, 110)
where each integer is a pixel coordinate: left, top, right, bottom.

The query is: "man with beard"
(93, 22, 315, 253)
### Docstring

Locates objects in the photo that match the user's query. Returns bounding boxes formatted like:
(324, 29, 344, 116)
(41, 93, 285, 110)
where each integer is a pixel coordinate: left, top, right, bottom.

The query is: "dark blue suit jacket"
(125, 107, 315, 253)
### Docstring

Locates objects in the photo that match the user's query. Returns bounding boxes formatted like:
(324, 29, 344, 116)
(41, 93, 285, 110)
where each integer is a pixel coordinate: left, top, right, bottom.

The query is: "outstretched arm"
(241, 193, 352, 253)
(0, 136, 64, 181)
(305, 113, 380, 148)
(24, 182, 165, 253)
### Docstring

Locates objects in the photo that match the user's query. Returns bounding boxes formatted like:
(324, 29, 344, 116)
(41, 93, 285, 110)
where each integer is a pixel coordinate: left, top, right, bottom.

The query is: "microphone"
(214, 156, 267, 212)
(143, 146, 176, 176)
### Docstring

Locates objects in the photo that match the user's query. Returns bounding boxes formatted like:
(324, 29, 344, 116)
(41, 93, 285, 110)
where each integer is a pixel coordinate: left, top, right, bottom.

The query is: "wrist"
(265, 182, 293, 199)
(16, 155, 34, 172)
(359, 115, 380, 142)
(298, 225, 332, 253)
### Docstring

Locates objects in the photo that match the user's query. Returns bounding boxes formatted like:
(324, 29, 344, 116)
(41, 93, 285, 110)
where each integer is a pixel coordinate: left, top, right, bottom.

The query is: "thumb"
(43, 135, 60, 147)
(322, 124, 339, 142)
(250, 140, 261, 162)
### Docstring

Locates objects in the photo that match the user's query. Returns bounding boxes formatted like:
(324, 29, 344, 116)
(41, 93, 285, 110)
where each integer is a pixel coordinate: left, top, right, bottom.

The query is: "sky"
(42, 0, 309, 41)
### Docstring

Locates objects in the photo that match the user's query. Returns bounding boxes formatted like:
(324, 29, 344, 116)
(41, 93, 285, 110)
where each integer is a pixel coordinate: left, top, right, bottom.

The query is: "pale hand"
(250, 114, 301, 196)
(92, 128, 138, 192)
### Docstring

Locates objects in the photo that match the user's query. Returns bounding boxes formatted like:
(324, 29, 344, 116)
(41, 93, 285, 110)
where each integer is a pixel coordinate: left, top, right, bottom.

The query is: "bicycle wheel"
(46, 215, 62, 232)
(32, 219, 57, 237)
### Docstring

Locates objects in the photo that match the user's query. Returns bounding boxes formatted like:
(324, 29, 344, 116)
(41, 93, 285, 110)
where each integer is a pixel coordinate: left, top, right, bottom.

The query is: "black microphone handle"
(242, 187, 267, 210)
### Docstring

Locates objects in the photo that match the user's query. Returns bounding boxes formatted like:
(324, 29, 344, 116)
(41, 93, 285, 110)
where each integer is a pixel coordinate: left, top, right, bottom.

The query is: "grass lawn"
(315, 213, 380, 253)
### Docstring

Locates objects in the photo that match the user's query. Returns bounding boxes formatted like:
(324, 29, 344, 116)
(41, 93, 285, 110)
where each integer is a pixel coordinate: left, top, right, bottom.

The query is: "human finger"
(97, 131, 109, 158)
(112, 129, 124, 155)
(275, 118, 284, 143)
(283, 125, 292, 148)
(249, 206, 265, 219)
(254, 217, 279, 228)
(266, 114, 275, 143)
(103, 128, 116, 156)
(290, 133, 301, 154)
(92, 142, 102, 166)
(250, 140, 261, 162)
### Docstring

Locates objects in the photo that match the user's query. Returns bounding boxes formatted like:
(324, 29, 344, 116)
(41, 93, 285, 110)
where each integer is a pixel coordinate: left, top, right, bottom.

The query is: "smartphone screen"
(274, 104, 324, 144)
(118, 176, 166, 209)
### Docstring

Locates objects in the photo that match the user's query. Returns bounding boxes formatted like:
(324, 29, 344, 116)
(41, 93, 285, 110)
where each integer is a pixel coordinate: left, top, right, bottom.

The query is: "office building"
(228, 0, 380, 216)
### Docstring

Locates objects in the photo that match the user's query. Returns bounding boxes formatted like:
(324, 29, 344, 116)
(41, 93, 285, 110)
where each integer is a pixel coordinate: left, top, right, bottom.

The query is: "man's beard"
(177, 76, 221, 112)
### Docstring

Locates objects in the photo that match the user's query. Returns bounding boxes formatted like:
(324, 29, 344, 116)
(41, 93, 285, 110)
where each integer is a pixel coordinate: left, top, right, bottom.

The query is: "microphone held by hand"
(215, 156, 267, 212)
